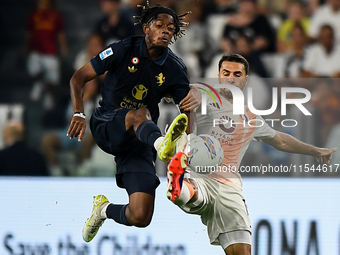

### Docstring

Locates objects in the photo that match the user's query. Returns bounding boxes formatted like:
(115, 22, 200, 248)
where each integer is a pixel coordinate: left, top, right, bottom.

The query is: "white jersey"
(196, 93, 276, 189)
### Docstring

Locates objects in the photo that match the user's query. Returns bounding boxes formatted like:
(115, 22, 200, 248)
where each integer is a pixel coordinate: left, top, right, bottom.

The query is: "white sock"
(154, 136, 164, 150)
(173, 182, 191, 206)
(100, 203, 110, 219)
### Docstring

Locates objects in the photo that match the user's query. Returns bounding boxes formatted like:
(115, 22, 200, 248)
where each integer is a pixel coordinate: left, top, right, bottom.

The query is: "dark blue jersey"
(90, 36, 190, 123)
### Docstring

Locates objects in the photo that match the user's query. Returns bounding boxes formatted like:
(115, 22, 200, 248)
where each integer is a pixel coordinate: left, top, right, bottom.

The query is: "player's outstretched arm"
(67, 62, 98, 142)
(179, 85, 201, 113)
(262, 131, 338, 164)
(178, 85, 201, 134)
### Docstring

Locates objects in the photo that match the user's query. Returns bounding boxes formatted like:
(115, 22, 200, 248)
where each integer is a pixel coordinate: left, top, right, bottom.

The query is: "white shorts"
(27, 51, 60, 85)
(218, 230, 251, 249)
(180, 171, 251, 247)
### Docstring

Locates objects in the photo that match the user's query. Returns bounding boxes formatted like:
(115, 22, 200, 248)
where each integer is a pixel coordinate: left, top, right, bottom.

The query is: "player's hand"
(315, 147, 338, 164)
(179, 86, 201, 112)
(67, 116, 86, 142)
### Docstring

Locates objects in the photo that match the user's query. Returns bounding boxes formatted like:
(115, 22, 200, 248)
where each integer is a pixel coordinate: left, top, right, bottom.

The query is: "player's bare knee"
(135, 107, 150, 119)
(134, 218, 152, 228)
(125, 110, 137, 131)
(132, 108, 151, 130)
(128, 208, 152, 227)
(224, 243, 251, 255)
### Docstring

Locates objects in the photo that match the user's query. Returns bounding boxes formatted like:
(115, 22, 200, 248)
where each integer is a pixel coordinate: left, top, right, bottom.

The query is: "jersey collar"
(141, 38, 169, 66)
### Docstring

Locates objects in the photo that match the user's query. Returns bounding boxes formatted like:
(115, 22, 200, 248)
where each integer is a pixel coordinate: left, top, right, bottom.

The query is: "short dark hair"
(133, 1, 191, 42)
(320, 24, 335, 37)
(218, 54, 249, 75)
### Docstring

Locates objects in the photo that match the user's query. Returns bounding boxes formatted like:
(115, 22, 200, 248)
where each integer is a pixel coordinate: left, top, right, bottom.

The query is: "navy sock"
(106, 204, 132, 226)
(135, 120, 162, 147)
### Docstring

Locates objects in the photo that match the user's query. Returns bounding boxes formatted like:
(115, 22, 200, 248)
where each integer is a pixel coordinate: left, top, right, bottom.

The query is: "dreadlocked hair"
(133, 1, 191, 42)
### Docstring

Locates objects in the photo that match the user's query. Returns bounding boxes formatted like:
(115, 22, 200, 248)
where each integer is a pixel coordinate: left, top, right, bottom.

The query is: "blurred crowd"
(0, 0, 340, 177)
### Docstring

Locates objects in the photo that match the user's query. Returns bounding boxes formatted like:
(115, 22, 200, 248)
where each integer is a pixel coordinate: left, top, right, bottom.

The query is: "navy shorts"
(90, 107, 160, 192)
(117, 172, 160, 196)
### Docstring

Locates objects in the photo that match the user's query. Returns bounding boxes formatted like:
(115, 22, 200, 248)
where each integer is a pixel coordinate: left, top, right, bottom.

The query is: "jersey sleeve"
(253, 115, 277, 141)
(90, 41, 125, 76)
(171, 67, 190, 104)
(169, 65, 190, 105)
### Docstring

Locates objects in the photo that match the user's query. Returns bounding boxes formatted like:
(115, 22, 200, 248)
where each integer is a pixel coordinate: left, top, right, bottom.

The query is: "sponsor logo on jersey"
(197, 82, 224, 115)
(99, 47, 113, 60)
(197, 82, 222, 106)
(156, 73, 165, 86)
(132, 84, 148, 100)
(128, 66, 137, 73)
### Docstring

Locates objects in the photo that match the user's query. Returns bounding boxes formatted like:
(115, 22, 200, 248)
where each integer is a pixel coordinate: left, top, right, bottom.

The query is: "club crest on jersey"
(156, 73, 165, 86)
(132, 84, 148, 100)
(99, 47, 113, 60)
(132, 57, 139, 64)
(128, 66, 137, 73)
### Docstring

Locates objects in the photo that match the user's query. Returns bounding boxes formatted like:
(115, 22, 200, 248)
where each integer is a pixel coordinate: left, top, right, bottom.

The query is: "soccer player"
(166, 54, 337, 255)
(67, 2, 198, 242)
